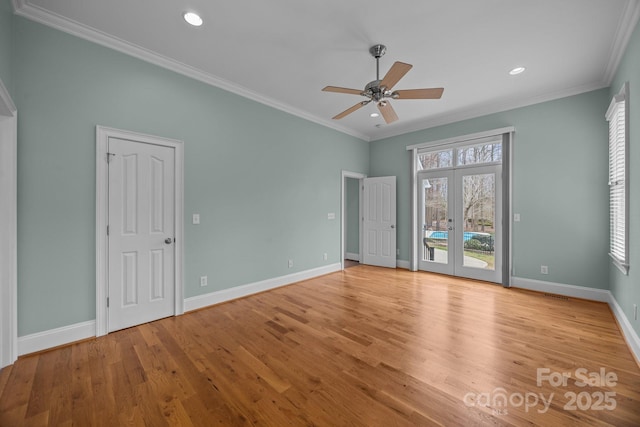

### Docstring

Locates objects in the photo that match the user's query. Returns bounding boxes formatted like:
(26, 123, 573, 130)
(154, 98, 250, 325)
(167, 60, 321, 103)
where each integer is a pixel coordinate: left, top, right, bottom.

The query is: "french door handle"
(164, 238, 173, 244)
(390, 225, 395, 229)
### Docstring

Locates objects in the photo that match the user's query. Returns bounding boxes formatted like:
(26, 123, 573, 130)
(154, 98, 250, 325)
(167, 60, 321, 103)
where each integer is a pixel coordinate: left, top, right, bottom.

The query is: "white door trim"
(341, 171, 366, 270)
(0, 78, 18, 368)
(96, 126, 184, 337)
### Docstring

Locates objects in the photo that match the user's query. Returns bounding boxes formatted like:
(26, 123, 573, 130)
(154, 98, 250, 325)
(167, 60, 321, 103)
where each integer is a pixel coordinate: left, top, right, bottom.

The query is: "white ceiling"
(13, 0, 640, 141)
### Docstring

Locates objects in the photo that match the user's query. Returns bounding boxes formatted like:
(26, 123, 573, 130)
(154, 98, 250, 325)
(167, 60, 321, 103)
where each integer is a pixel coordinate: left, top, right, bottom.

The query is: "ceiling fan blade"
(380, 62, 412, 90)
(394, 88, 444, 99)
(322, 86, 364, 96)
(332, 101, 370, 120)
(377, 101, 399, 124)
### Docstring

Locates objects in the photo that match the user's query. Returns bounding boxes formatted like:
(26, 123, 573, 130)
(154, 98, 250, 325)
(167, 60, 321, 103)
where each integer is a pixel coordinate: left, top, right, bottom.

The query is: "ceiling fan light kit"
(322, 44, 444, 124)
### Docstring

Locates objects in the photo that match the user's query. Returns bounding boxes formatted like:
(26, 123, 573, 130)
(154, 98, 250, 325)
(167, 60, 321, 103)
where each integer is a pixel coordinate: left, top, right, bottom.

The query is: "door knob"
(391, 225, 395, 229)
(165, 238, 173, 244)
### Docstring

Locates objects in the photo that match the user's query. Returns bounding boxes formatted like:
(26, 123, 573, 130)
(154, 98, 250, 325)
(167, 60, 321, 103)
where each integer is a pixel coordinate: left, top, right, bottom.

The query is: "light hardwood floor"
(1, 266, 639, 426)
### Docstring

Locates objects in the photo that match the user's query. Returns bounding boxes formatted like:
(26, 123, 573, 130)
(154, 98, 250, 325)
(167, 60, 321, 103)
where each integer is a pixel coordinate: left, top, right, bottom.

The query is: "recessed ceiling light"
(370, 112, 380, 118)
(183, 12, 203, 27)
(509, 67, 526, 75)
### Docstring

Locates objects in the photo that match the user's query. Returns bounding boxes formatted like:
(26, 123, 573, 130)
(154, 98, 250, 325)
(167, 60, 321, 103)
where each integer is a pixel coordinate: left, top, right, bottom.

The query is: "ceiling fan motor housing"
(365, 80, 396, 102)
(364, 80, 384, 101)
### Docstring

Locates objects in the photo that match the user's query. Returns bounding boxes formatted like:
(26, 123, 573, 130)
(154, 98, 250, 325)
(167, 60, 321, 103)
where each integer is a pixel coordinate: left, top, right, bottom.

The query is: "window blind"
(606, 88, 628, 273)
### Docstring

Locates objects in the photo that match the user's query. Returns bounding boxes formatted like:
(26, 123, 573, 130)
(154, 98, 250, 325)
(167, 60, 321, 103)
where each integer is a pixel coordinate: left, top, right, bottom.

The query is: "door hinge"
(107, 297, 109, 307)
(106, 152, 116, 163)
(107, 225, 109, 235)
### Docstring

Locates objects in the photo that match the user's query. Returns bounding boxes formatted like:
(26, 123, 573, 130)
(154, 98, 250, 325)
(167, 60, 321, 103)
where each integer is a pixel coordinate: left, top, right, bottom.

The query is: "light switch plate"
(193, 213, 200, 224)
(328, 213, 336, 220)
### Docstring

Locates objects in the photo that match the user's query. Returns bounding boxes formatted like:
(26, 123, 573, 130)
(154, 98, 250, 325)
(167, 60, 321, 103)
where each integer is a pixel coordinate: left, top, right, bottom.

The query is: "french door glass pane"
(423, 177, 448, 264)
(461, 173, 495, 270)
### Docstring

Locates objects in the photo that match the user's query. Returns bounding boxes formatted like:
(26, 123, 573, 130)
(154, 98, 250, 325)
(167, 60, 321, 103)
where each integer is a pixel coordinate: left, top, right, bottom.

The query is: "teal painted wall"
(12, 16, 368, 336)
(0, 0, 12, 90)
(371, 88, 610, 289)
(346, 178, 360, 255)
(6, 2, 635, 340)
(609, 19, 640, 337)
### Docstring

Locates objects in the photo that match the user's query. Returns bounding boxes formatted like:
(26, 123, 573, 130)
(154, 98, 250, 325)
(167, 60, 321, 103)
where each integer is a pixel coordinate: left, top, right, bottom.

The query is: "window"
(418, 149, 453, 170)
(417, 137, 502, 171)
(606, 83, 629, 274)
(457, 142, 502, 165)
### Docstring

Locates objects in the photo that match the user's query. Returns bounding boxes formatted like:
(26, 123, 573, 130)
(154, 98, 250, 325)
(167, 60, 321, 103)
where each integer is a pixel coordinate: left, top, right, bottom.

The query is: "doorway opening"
(341, 171, 365, 270)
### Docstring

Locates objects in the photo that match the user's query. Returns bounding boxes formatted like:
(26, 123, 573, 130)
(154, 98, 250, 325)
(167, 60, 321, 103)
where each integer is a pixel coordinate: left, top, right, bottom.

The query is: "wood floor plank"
(1, 266, 639, 426)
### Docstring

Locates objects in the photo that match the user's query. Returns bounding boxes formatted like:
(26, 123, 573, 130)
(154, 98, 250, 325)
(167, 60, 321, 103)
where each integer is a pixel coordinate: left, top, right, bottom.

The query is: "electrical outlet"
(323, 253, 328, 261)
(288, 259, 293, 268)
(514, 213, 521, 222)
(541, 265, 548, 274)
(192, 213, 200, 224)
(396, 248, 400, 255)
(200, 276, 207, 287)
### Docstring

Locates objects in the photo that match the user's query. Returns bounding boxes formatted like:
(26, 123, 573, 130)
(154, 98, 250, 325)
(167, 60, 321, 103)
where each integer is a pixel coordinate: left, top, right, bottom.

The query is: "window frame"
(606, 82, 629, 275)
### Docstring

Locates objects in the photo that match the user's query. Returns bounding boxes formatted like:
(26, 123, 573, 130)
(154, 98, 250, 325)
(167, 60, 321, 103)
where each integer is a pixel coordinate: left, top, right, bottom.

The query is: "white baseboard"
(345, 252, 360, 261)
(511, 276, 640, 363)
(607, 293, 640, 364)
(15, 269, 640, 366)
(511, 277, 610, 302)
(396, 260, 410, 270)
(184, 263, 342, 312)
(14, 264, 341, 357)
(18, 320, 96, 356)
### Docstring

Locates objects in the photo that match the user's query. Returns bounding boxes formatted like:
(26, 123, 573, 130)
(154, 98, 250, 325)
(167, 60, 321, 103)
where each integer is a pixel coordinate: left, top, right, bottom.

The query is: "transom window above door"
(417, 137, 502, 171)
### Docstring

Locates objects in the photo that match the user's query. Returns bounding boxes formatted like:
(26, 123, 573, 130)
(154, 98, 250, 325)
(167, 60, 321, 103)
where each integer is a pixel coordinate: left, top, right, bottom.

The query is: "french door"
(418, 164, 502, 283)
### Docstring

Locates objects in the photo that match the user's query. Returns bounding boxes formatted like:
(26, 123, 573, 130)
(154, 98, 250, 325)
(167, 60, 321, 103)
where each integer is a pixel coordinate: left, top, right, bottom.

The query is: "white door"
(108, 137, 175, 332)
(419, 165, 502, 283)
(363, 176, 396, 268)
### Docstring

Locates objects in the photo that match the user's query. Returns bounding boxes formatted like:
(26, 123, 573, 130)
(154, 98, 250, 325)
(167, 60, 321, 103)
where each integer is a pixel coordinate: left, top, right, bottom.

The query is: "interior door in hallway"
(108, 137, 176, 332)
(362, 176, 397, 268)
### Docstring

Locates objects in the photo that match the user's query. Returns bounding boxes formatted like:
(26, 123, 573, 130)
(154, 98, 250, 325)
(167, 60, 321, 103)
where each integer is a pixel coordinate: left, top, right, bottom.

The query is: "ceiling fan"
(322, 44, 444, 124)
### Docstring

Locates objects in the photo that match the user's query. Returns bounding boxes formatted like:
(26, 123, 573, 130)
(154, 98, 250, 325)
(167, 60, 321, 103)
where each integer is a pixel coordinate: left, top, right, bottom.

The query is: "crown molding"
(11, 0, 638, 144)
(369, 80, 608, 141)
(603, 0, 640, 85)
(11, 1, 370, 142)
